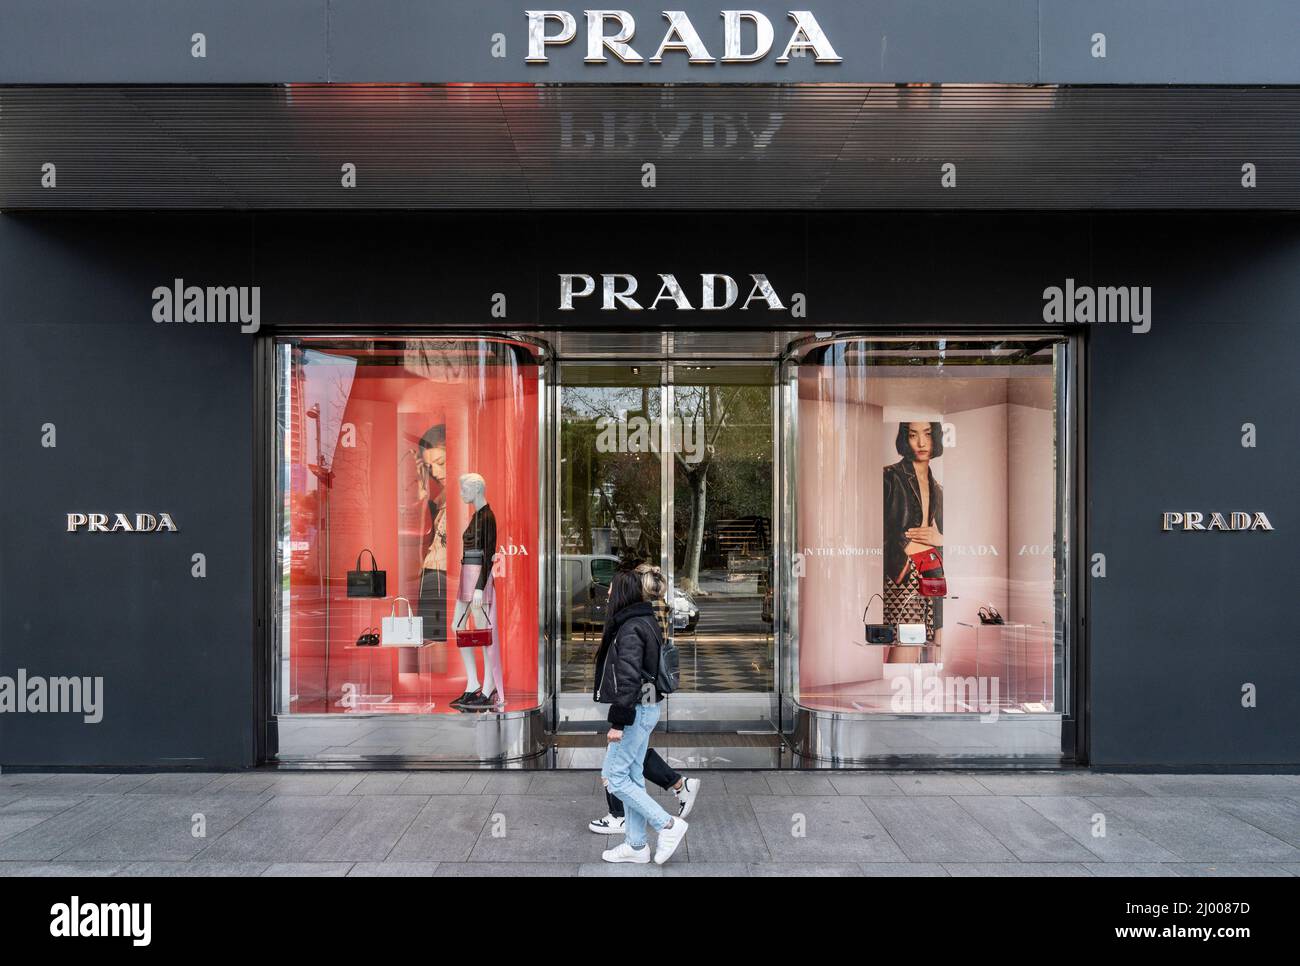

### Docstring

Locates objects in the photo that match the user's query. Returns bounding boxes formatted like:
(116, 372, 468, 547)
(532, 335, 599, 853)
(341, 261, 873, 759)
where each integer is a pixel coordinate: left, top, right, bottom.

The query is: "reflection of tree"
(561, 382, 772, 590)
(561, 386, 661, 561)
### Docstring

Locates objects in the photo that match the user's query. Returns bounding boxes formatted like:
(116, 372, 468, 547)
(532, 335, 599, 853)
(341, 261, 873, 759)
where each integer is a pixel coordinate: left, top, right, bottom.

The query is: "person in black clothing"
(589, 562, 701, 834)
(593, 570, 689, 864)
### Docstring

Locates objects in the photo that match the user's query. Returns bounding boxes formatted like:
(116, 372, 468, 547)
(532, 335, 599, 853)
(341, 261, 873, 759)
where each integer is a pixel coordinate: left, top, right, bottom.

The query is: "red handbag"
(918, 576, 947, 597)
(909, 548, 943, 574)
(454, 606, 493, 648)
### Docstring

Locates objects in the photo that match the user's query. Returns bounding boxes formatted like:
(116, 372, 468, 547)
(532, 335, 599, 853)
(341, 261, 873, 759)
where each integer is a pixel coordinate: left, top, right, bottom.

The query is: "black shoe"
(450, 689, 481, 710)
(464, 689, 500, 712)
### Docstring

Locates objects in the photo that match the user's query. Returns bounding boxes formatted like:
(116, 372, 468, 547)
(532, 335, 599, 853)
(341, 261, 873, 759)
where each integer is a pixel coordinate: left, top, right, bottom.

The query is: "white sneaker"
(653, 818, 688, 865)
(602, 842, 651, 864)
(674, 777, 701, 818)
(588, 813, 626, 835)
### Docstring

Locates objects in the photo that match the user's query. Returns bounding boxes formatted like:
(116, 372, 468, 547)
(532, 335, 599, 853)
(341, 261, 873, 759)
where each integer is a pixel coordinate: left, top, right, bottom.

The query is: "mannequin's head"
(459, 472, 486, 503)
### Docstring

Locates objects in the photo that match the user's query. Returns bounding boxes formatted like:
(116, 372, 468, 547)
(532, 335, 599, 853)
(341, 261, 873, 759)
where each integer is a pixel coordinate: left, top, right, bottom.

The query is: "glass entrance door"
(664, 364, 776, 729)
(555, 362, 777, 732)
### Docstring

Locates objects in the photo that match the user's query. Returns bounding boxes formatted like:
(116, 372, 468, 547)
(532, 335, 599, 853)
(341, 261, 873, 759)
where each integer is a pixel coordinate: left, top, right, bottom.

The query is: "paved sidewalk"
(0, 770, 1297, 877)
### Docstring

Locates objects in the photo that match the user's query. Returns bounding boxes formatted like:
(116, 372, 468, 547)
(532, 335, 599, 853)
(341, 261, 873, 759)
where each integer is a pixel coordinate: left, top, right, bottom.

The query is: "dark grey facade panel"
(0, 0, 329, 84)
(1, 211, 1297, 768)
(0, 215, 257, 769)
(0, 1, 1297, 84)
(1086, 218, 1300, 766)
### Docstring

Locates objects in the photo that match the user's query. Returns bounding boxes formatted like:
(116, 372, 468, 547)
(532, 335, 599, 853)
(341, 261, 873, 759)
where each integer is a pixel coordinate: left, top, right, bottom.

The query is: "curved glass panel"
(792, 338, 1067, 716)
(274, 337, 540, 716)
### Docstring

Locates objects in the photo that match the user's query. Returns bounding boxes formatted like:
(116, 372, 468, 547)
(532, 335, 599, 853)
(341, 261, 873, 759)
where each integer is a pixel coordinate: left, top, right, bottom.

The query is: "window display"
(274, 337, 540, 716)
(792, 339, 1067, 716)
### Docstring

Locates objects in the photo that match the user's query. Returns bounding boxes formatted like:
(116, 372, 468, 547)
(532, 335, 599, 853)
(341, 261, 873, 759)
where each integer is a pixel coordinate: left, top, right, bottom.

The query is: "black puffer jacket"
(593, 602, 663, 727)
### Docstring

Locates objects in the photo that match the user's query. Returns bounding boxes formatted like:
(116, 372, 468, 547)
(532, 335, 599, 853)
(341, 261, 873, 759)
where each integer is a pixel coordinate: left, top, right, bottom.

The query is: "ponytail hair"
(635, 562, 668, 602)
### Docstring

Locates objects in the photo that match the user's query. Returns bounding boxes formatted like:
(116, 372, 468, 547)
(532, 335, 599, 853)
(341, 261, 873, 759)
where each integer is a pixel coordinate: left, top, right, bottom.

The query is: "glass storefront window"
(789, 339, 1068, 716)
(274, 337, 541, 717)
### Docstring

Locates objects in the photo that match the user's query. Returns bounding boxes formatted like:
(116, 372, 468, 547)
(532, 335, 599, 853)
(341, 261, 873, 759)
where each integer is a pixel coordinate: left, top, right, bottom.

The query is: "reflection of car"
(561, 554, 619, 628)
(561, 554, 698, 632)
(672, 588, 700, 633)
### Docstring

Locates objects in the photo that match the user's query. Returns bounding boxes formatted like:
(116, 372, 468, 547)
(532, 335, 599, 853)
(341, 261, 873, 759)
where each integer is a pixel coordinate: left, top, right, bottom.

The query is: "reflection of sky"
(561, 386, 657, 420)
(300, 350, 357, 469)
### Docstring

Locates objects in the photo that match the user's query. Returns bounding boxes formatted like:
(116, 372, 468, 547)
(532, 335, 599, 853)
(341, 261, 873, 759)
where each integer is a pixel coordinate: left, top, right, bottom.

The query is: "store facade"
(1, 2, 1298, 772)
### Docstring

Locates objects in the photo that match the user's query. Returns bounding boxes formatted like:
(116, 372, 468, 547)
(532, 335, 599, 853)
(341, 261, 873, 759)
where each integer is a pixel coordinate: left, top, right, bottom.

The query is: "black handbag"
(347, 549, 387, 598)
(863, 594, 895, 645)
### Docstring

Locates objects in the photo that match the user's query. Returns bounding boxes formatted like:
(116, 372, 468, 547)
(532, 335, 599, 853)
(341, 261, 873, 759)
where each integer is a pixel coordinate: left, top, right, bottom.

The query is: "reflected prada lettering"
(559, 273, 785, 310)
(67, 513, 179, 533)
(526, 10, 841, 64)
(1161, 512, 1273, 532)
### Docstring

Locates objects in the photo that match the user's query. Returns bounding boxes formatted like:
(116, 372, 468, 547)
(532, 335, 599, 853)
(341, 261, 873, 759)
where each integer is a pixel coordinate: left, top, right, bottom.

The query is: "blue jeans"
(601, 703, 671, 849)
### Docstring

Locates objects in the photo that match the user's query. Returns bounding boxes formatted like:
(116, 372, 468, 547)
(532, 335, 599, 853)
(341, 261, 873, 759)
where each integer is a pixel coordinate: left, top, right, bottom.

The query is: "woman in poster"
(416, 425, 449, 648)
(883, 421, 944, 662)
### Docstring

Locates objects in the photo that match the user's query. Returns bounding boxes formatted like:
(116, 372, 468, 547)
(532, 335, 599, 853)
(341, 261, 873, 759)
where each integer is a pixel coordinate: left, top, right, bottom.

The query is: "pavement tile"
(465, 795, 605, 863)
(388, 795, 500, 862)
(1116, 775, 1300, 798)
(866, 796, 1015, 863)
(945, 863, 1093, 876)
(1172, 863, 1294, 877)
(262, 862, 354, 876)
(433, 862, 579, 877)
(306, 794, 429, 862)
(828, 775, 906, 796)
(895, 774, 991, 796)
(1019, 796, 1181, 863)
(193, 796, 359, 863)
(677, 793, 770, 863)
(117, 861, 270, 876)
(1204, 797, 1300, 848)
(0, 861, 124, 876)
(58, 794, 271, 861)
(953, 796, 1099, 862)
(348, 862, 441, 876)
(0, 795, 142, 860)
(1087, 796, 1299, 863)
(750, 795, 906, 862)
(748, 862, 863, 876)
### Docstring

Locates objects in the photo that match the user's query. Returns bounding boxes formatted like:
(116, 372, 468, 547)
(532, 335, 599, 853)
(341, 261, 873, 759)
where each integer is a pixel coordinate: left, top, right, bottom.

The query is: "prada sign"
(67, 513, 179, 533)
(1161, 511, 1274, 532)
(526, 10, 842, 65)
(559, 272, 786, 310)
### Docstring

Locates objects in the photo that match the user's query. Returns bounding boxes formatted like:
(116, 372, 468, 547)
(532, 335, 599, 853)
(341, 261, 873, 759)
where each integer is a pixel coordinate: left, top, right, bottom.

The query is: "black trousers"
(606, 748, 681, 819)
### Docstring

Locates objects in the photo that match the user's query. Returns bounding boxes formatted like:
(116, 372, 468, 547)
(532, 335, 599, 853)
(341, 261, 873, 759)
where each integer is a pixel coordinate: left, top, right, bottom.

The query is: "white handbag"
(897, 623, 928, 645)
(381, 597, 424, 646)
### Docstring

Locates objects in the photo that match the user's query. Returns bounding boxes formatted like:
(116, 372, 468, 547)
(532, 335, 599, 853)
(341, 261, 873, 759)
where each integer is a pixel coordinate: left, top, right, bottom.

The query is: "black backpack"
(638, 615, 680, 695)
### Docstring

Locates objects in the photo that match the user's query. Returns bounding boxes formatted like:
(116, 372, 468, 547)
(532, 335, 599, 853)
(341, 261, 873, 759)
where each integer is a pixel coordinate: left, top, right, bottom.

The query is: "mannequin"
(450, 472, 504, 711)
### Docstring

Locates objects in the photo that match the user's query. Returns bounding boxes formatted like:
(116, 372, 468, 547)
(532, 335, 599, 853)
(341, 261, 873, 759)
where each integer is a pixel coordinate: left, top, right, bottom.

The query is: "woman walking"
(593, 569, 689, 864)
(589, 562, 701, 834)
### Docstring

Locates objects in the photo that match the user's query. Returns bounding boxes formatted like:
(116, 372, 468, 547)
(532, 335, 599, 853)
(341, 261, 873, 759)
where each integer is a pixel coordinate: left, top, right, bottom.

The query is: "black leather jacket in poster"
(593, 602, 663, 727)
(883, 458, 944, 585)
